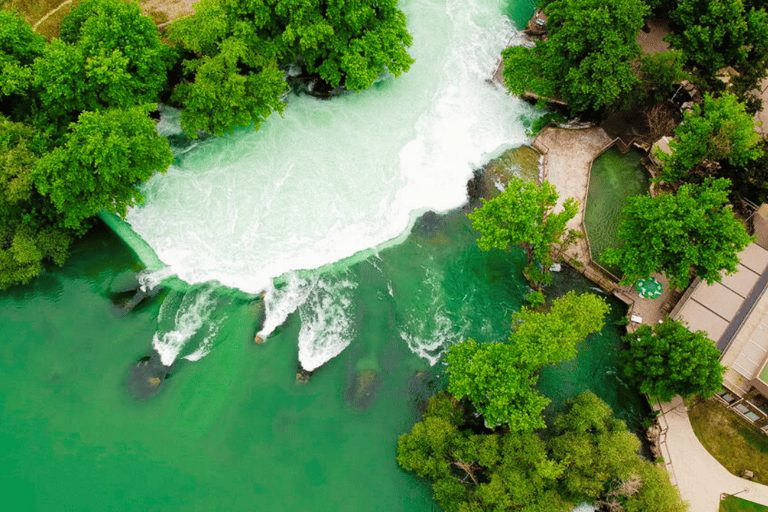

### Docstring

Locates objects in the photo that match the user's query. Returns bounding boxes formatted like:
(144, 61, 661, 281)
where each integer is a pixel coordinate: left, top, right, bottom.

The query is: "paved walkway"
(533, 126, 613, 263)
(657, 396, 768, 511)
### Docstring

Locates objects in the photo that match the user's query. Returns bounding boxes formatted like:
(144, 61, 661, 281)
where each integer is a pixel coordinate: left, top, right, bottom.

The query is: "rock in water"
(128, 353, 171, 399)
(345, 368, 381, 410)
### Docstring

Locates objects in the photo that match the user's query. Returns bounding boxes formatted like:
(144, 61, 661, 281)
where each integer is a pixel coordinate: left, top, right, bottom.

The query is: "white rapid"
(126, 0, 538, 368)
(152, 283, 226, 366)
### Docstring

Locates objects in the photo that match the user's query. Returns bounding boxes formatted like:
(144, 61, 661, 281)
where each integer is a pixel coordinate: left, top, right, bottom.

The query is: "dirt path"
(32, 0, 73, 31)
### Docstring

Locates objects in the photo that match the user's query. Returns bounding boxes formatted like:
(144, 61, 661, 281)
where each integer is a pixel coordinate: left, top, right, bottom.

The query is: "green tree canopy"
(446, 292, 607, 430)
(34, 106, 173, 230)
(621, 319, 725, 402)
(549, 391, 641, 500)
(468, 176, 578, 286)
(502, 0, 648, 113)
(667, 0, 768, 86)
(0, 116, 71, 289)
(32, 0, 171, 131)
(397, 391, 688, 511)
(0, 10, 46, 116)
(638, 50, 690, 104)
(658, 93, 763, 183)
(168, 0, 413, 136)
(397, 393, 570, 512)
(603, 178, 754, 290)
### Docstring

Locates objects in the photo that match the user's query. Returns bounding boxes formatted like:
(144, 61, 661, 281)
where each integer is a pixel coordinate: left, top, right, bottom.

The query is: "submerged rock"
(345, 367, 382, 410)
(128, 352, 172, 400)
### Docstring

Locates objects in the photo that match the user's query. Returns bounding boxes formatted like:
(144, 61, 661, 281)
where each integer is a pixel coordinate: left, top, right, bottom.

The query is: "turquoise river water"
(0, 1, 647, 510)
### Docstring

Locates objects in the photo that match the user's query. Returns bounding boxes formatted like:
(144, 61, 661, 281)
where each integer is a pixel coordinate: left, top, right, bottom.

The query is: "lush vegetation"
(398, 390, 687, 512)
(622, 319, 725, 402)
(446, 291, 608, 430)
(0, 0, 413, 289)
(658, 93, 763, 183)
(468, 177, 577, 288)
(502, 0, 648, 114)
(167, 0, 414, 135)
(666, 0, 768, 92)
(0, 2, 175, 289)
(603, 178, 754, 290)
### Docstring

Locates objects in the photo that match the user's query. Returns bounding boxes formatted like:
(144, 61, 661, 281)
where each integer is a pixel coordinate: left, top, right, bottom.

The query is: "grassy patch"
(720, 495, 768, 512)
(2, 0, 80, 39)
(689, 399, 768, 485)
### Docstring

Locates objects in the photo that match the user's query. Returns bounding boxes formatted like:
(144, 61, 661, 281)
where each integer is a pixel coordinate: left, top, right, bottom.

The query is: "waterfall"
(118, 0, 539, 368)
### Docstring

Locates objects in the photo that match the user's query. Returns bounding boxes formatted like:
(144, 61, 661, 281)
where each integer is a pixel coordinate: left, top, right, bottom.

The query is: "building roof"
(673, 243, 768, 386)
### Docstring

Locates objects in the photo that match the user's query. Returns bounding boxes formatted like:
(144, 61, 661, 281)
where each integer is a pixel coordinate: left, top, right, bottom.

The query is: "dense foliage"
(0, 2, 174, 289)
(169, 0, 414, 135)
(502, 0, 648, 113)
(468, 177, 577, 287)
(446, 292, 608, 430)
(0, 10, 46, 117)
(603, 178, 754, 290)
(398, 391, 687, 511)
(0, 116, 71, 289)
(667, 0, 768, 89)
(31, 0, 172, 135)
(621, 319, 725, 402)
(35, 106, 174, 230)
(658, 93, 763, 183)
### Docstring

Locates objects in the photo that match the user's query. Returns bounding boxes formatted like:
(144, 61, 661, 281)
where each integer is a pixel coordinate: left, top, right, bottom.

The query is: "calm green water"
(584, 148, 651, 276)
(0, 211, 647, 511)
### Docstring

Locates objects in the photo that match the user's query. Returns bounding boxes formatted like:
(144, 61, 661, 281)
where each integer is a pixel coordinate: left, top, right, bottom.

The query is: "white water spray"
(125, 0, 538, 367)
(152, 284, 222, 366)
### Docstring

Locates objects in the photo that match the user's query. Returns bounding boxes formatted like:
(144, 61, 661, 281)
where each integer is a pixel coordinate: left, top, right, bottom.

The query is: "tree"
(603, 178, 754, 290)
(508, 291, 609, 367)
(34, 106, 173, 230)
(667, 0, 768, 86)
(549, 391, 642, 501)
(168, 0, 413, 135)
(468, 176, 578, 286)
(658, 93, 763, 183)
(0, 10, 46, 118)
(32, 0, 171, 132)
(502, 0, 648, 113)
(446, 339, 550, 431)
(0, 116, 71, 289)
(446, 292, 608, 430)
(397, 393, 570, 512)
(622, 461, 689, 512)
(621, 319, 725, 402)
(638, 51, 690, 104)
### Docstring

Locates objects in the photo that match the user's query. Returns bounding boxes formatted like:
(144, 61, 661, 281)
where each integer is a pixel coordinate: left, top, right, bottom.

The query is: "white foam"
(125, 0, 536, 296)
(152, 284, 219, 366)
(256, 273, 314, 341)
(398, 267, 466, 366)
(297, 273, 359, 371)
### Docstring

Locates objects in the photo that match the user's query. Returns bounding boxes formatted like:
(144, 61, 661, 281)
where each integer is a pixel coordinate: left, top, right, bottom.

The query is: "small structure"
(649, 135, 674, 167)
(670, 243, 768, 431)
(525, 10, 548, 39)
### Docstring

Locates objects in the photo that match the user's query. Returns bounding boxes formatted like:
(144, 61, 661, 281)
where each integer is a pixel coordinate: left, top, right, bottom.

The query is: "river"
(0, 1, 647, 510)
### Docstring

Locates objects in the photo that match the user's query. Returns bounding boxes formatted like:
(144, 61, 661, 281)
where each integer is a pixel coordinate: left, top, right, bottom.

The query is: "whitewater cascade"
(125, 0, 538, 369)
(152, 283, 228, 366)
